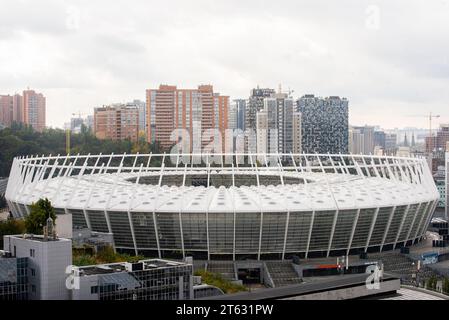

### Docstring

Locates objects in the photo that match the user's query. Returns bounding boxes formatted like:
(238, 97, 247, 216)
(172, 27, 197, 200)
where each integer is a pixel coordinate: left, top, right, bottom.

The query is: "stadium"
(4, 153, 439, 260)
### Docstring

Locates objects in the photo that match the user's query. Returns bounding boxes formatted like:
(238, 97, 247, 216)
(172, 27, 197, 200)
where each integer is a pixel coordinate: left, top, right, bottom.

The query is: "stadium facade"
(5, 153, 439, 260)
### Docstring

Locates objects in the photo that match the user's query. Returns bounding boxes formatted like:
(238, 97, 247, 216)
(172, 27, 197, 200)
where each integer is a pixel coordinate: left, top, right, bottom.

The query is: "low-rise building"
(2, 234, 72, 300)
(70, 259, 193, 300)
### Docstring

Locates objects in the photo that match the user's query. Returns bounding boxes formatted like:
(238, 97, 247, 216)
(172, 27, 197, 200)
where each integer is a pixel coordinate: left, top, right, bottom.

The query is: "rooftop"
(5, 234, 71, 243)
(75, 258, 190, 276)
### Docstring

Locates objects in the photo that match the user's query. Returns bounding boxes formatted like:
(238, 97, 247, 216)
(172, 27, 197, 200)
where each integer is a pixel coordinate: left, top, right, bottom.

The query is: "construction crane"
(427, 112, 440, 153)
(407, 112, 441, 153)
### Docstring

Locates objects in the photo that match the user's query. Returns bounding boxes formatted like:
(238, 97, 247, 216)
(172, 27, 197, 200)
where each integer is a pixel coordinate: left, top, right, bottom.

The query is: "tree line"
(0, 122, 162, 178)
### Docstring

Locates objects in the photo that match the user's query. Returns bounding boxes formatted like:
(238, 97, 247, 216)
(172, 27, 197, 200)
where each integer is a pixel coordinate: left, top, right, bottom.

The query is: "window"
(31, 285, 36, 293)
(30, 249, 35, 258)
(31, 268, 36, 277)
(91, 286, 98, 294)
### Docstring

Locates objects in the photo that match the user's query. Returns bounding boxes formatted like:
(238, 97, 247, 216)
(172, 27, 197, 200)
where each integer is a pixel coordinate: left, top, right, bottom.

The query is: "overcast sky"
(1, 0, 449, 129)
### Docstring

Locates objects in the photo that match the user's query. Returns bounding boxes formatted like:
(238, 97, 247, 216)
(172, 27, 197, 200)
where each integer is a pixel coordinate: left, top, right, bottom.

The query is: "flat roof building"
(94, 105, 139, 142)
(70, 259, 193, 300)
(2, 234, 72, 300)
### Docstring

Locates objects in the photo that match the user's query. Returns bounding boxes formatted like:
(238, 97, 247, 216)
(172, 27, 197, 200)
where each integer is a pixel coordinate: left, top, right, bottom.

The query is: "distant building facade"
(245, 88, 276, 153)
(297, 95, 348, 154)
(426, 124, 449, 153)
(94, 105, 139, 141)
(256, 92, 301, 154)
(374, 131, 386, 150)
(229, 99, 246, 132)
(0, 90, 45, 132)
(125, 99, 146, 135)
(384, 133, 398, 154)
(349, 125, 375, 155)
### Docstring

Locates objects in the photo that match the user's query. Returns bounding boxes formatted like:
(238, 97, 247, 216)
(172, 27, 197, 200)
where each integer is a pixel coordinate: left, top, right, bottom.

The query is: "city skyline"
(1, 0, 449, 129)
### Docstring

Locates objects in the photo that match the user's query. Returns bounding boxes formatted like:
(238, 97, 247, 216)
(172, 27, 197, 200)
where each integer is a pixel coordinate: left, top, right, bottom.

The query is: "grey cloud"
(0, 0, 448, 128)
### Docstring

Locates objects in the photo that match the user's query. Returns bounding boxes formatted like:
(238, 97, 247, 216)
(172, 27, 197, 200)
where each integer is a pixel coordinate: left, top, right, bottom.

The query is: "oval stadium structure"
(5, 153, 439, 260)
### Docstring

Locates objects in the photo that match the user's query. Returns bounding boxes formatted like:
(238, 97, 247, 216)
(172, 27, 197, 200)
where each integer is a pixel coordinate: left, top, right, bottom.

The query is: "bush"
(72, 245, 144, 266)
(194, 270, 247, 294)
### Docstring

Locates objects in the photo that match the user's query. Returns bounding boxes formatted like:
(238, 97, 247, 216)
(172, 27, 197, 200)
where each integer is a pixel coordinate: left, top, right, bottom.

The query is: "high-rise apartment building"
(146, 85, 229, 152)
(94, 105, 139, 141)
(426, 124, 449, 153)
(256, 92, 301, 154)
(245, 88, 276, 153)
(0, 91, 43, 131)
(349, 125, 375, 155)
(125, 99, 146, 135)
(0, 95, 14, 127)
(297, 95, 348, 154)
(384, 133, 398, 154)
(374, 130, 386, 149)
(229, 99, 246, 132)
(23, 90, 46, 132)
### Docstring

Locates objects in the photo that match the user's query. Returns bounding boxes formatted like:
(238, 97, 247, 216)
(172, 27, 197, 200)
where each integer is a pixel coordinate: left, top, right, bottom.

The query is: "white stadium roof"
(6, 153, 438, 214)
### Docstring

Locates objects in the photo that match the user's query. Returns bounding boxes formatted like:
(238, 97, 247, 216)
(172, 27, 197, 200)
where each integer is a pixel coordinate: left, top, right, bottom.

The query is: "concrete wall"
(56, 213, 72, 239)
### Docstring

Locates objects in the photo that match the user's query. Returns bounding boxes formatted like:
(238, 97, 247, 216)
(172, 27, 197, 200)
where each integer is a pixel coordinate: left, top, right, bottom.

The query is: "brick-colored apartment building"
(0, 90, 45, 132)
(94, 105, 139, 141)
(146, 84, 229, 151)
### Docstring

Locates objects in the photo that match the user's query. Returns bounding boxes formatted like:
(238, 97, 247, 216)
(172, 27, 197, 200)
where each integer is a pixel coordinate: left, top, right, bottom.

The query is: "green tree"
(24, 198, 56, 234)
(0, 219, 26, 247)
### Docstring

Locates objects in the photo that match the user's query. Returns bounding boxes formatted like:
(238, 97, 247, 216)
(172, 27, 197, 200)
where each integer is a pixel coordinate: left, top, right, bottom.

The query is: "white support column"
(380, 206, 396, 252)
(42, 155, 60, 191)
(103, 154, 126, 235)
(364, 207, 380, 253)
(205, 191, 211, 261)
(250, 154, 263, 260)
(413, 202, 430, 240)
(346, 208, 361, 256)
(25, 158, 49, 205)
(89, 153, 102, 176)
(128, 163, 144, 256)
(145, 152, 153, 172)
(315, 154, 339, 258)
(405, 202, 422, 244)
(282, 210, 290, 260)
(66, 154, 90, 209)
(393, 204, 411, 249)
(418, 200, 438, 239)
(301, 154, 315, 259)
(52, 155, 78, 205)
(83, 163, 105, 230)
